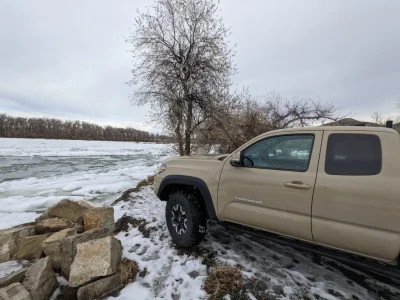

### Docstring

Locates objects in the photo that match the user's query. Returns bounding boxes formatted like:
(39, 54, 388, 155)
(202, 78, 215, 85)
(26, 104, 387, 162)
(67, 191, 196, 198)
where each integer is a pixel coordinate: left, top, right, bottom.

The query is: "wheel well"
(160, 183, 208, 216)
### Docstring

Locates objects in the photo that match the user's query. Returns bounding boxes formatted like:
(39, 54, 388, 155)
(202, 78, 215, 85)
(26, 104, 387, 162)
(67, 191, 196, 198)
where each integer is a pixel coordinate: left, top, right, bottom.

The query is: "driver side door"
(217, 131, 322, 241)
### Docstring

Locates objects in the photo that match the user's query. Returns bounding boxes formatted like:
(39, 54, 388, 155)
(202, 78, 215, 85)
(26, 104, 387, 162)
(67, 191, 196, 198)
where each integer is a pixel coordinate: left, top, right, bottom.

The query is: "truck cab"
(154, 126, 400, 264)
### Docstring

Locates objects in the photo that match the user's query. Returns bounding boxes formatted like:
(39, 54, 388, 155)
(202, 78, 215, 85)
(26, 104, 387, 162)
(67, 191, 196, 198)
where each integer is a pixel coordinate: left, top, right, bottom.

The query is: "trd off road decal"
(234, 197, 262, 205)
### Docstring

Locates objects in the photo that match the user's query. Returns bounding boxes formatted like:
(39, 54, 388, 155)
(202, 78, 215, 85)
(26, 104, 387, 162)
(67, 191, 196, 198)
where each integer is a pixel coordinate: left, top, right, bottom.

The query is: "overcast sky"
(1, 1, 399, 131)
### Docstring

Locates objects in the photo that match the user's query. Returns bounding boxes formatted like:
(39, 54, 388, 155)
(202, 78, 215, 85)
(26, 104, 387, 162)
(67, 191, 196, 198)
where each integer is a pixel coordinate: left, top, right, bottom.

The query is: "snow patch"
(0, 260, 27, 278)
(111, 186, 400, 300)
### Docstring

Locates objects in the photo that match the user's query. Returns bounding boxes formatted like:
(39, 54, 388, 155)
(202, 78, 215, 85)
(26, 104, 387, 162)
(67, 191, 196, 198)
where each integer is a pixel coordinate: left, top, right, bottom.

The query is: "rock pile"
(0, 200, 133, 300)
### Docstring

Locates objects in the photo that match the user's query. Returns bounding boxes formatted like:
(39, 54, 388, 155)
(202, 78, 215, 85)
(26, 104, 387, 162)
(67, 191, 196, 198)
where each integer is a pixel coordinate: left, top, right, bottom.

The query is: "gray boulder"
(0, 282, 31, 300)
(13, 233, 50, 260)
(0, 227, 35, 263)
(69, 236, 122, 287)
(12, 222, 36, 229)
(73, 223, 84, 234)
(34, 217, 74, 234)
(36, 199, 88, 224)
(42, 228, 77, 270)
(22, 257, 58, 300)
(77, 273, 122, 300)
(77, 200, 97, 209)
(60, 228, 111, 279)
(0, 243, 12, 264)
(0, 268, 28, 288)
(82, 207, 115, 232)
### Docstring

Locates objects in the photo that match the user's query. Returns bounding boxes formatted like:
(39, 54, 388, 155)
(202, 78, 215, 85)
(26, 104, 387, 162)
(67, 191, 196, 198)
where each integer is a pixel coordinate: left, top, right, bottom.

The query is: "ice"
(0, 138, 169, 157)
(0, 195, 83, 213)
(0, 138, 170, 213)
(0, 212, 38, 229)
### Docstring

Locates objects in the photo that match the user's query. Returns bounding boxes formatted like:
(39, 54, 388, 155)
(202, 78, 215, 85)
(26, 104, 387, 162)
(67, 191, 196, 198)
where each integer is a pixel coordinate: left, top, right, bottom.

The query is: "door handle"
(284, 181, 311, 190)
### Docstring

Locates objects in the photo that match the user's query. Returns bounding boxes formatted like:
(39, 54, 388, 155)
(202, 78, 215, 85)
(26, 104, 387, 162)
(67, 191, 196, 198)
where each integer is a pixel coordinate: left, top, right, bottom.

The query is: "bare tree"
(195, 92, 346, 153)
(127, 0, 235, 155)
(371, 98, 400, 125)
(259, 93, 341, 129)
(371, 111, 389, 125)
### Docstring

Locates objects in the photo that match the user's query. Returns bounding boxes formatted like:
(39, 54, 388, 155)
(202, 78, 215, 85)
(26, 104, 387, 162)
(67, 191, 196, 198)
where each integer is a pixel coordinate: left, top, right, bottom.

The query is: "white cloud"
(0, 0, 399, 129)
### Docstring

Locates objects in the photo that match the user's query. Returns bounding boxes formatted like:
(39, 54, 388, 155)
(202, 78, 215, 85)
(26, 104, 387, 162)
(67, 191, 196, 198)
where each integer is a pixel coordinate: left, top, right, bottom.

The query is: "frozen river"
(0, 138, 169, 229)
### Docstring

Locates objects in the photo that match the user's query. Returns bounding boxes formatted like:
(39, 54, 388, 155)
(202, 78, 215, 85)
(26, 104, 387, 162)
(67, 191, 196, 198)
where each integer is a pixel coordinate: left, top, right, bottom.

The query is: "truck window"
(242, 134, 314, 171)
(325, 134, 382, 175)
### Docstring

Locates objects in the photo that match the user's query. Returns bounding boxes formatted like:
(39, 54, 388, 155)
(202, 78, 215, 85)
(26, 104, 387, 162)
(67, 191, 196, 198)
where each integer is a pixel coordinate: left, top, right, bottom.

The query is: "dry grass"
(174, 245, 217, 268)
(118, 258, 139, 285)
(136, 175, 156, 189)
(112, 175, 156, 205)
(203, 266, 245, 300)
(114, 215, 146, 233)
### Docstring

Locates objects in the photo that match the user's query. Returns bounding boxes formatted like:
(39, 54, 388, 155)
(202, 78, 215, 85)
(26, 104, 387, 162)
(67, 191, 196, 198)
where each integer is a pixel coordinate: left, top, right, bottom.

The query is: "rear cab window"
(325, 133, 382, 175)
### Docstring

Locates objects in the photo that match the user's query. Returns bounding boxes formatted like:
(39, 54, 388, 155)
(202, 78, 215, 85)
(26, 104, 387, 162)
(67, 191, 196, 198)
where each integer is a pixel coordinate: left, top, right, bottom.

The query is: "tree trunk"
(174, 106, 184, 156)
(174, 127, 184, 156)
(184, 99, 193, 155)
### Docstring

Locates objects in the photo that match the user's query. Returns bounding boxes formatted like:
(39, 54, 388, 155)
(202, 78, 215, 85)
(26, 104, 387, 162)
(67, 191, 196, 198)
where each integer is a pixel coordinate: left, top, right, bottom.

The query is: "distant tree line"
(0, 114, 172, 142)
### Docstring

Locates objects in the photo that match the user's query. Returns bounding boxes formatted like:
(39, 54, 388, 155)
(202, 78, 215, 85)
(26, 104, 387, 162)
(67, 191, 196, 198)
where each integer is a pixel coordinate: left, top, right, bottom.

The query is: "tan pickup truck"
(154, 126, 400, 265)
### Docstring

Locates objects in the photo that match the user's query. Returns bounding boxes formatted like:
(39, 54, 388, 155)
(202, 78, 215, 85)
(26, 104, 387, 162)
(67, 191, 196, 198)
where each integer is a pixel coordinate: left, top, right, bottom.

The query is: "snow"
(1, 138, 400, 299)
(112, 187, 208, 300)
(109, 281, 155, 300)
(50, 275, 69, 300)
(0, 260, 29, 278)
(111, 186, 400, 299)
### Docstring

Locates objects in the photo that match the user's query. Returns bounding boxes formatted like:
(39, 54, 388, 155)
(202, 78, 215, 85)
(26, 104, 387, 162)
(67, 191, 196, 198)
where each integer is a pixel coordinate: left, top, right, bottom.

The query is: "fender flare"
(158, 175, 218, 220)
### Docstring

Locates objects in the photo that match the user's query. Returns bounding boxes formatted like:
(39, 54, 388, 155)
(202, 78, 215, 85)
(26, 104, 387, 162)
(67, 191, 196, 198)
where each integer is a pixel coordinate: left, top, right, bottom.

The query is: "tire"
(165, 191, 207, 248)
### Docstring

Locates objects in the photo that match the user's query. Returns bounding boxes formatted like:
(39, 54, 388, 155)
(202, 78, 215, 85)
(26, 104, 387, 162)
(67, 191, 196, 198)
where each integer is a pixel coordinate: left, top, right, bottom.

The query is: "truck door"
(312, 131, 400, 261)
(218, 131, 322, 241)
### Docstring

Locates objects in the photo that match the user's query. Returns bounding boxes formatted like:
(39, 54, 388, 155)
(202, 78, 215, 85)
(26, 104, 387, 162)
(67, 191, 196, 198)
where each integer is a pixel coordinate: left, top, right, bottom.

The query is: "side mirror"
(230, 151, 244, 167)
(230, 158, 243, 167)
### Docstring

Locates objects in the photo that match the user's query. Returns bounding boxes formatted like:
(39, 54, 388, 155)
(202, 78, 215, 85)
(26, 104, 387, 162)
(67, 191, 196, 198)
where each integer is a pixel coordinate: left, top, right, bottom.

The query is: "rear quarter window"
(325, 133, 382, 176)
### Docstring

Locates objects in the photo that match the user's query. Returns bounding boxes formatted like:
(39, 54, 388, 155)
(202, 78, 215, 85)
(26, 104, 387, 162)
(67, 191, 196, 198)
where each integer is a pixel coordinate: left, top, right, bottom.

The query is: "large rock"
(82, 207, 115, 232)
(12, 222, 36, 229)
(22, 257, 58, 300)
(0, 282, 31, 300)
(0, 268, 28, 288)
(0, 243, 12, 264)
(42, 228, 77, 270)
(77, 200, 97, 209)
(13, 233, 50, 260)
(36, 199, 88, 224)
(0, 227, 35, 263)
(69, 236, 122, 287)
(73, 223, 84, 234)
(35, 217, 74, 234)
(77, 273, 122, 300)
(60, 228, 111, 279)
